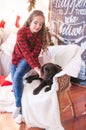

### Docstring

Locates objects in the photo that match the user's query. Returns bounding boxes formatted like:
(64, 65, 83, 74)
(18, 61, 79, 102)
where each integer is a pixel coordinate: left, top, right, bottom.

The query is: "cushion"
(0, 51, 11, 75)
(0, 28, 4, 45)
(0, 76, 12, 86)
(0, 32, 16, 56)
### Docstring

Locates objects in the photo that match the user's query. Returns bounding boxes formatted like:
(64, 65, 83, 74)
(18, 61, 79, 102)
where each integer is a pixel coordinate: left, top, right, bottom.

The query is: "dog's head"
(41, 63, 62, 80)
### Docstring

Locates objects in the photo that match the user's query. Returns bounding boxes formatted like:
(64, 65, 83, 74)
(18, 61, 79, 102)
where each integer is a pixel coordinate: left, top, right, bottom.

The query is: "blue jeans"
(11, 59, 31, 110)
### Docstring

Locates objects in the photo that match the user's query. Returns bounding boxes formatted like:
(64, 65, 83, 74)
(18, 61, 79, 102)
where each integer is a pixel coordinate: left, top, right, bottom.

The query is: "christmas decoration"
(27, 0, 36, 12)
(0, 20, 6, 28)
(15, 15, 21, 28)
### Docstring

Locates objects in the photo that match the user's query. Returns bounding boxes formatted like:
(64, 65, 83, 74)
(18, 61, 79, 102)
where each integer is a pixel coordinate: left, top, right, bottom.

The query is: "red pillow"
(0, 76, 12, 86)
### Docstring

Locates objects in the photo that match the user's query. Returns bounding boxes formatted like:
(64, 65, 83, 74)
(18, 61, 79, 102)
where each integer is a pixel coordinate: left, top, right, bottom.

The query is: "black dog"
(26, 63, 62, 95)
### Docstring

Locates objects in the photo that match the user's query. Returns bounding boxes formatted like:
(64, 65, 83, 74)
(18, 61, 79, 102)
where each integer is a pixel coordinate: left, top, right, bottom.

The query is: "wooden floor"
(62, 84, 86, 130)
(0, 84, 86, 130)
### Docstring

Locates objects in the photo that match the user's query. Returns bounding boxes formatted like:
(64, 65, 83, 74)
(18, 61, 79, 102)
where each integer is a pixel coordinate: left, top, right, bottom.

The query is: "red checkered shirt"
(12, 26, 43, 68)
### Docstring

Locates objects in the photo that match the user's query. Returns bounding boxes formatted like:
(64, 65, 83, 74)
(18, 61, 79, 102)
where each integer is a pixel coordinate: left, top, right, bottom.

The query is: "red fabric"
(12, 26, 43, 68)
(0, 20, 6, 28)
(0, 76, 12, 86)
(15, 15, 20, 28)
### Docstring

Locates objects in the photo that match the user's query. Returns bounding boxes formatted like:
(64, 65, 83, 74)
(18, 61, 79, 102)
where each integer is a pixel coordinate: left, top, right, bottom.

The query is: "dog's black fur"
(26, 63, 62, 95)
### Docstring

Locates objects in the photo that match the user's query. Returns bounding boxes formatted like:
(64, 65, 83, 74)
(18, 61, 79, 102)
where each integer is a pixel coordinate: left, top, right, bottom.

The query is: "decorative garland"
(27, 0, 36, 12)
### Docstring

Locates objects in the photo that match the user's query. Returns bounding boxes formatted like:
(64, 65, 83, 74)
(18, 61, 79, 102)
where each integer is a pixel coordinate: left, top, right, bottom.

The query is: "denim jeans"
(11, 59, 31, 110)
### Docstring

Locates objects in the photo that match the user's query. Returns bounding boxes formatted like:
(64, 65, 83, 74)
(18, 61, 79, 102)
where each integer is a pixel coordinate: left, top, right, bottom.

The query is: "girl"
(11, 10, 49, 124)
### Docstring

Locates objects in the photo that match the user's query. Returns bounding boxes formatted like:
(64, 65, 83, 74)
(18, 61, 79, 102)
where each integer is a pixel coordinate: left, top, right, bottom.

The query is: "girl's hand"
(34, 67, 41, 77)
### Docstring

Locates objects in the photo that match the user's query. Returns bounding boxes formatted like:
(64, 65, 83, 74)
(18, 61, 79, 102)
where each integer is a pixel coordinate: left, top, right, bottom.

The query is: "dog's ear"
(55, 64, 62, 73)
(41, 64, 45, 76)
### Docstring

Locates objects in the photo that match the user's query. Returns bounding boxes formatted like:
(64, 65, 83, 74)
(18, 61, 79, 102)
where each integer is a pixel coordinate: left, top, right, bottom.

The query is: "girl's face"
(30, 16, 44, 33)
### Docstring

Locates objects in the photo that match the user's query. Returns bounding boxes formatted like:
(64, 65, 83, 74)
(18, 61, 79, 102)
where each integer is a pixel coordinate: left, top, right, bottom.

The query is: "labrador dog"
(26, 63, 62, 95)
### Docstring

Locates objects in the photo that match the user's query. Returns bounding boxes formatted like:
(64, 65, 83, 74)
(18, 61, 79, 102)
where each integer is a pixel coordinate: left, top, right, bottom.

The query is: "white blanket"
(48, 44, 83, 78)
(22, 80, 64, 130)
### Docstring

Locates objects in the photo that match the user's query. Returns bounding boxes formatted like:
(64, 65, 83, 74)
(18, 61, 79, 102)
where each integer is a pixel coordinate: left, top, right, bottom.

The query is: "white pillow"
(1, 33, 16, 56)
(0, 28, 4, 45)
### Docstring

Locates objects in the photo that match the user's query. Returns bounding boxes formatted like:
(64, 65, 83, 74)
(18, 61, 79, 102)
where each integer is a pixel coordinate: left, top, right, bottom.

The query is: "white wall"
(0, 0, 49, 29)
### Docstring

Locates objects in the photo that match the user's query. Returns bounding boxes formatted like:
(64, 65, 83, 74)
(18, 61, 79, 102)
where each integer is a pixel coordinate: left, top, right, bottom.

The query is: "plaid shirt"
(12, 26, 43, 68)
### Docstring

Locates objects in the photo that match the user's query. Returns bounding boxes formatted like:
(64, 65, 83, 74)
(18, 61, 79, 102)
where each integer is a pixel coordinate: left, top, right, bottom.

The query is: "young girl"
(11, 10, 49, 124)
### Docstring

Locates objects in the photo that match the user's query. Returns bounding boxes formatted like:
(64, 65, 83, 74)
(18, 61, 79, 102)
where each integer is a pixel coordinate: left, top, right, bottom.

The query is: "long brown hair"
(24, 10, 50, 50)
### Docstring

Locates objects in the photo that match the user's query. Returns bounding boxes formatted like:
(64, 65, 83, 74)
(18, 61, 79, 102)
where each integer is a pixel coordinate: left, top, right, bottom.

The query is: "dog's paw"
(26, 77, 32, 83)
(33, 88, 40, 95)
(45, 87, 51, 92)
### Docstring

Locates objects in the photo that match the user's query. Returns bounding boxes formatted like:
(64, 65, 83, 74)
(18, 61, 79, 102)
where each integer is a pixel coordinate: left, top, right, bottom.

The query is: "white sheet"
(0, 85, 15, 112)
(22, 80, 64, 130)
